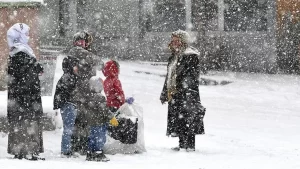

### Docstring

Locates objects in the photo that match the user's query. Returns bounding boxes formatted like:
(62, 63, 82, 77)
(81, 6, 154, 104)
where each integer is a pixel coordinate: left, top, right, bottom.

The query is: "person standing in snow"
(102, 60, 134, 111)
(85, 77, 118, 162)
(53, 55, 79, 157)
(69, 31, 104, 155)
(102, 60, 126, 112)
(6, 23, 44, 160)
(160, 30, 206, 152)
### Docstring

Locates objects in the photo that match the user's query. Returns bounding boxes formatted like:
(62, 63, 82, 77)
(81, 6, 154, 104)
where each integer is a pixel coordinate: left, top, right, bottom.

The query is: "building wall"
(83, 0, 140, 59)
(38, 0, 61, 45)
(0, 6, 40, 89)
(38, 0, 279, 72)
(140, 0, 277, 72)
(277, 0, 300, 28)
(39, 0, 141, 59)
(199, 0, 277, 72)
(0, 6, 40, 60)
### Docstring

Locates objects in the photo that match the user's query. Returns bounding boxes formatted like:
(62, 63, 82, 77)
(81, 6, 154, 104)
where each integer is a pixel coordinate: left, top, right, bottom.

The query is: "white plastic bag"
(52, 109, 63, 130)
(103, 103, 146, 154)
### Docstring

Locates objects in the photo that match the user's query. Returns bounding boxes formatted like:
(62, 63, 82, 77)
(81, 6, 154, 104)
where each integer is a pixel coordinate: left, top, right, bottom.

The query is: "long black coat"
(160, 47, 205, 136)
(7, 52, 44, 155)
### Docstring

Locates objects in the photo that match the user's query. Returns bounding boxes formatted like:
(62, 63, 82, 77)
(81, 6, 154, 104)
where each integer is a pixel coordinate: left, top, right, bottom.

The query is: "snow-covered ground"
(0, 55, 300, 169)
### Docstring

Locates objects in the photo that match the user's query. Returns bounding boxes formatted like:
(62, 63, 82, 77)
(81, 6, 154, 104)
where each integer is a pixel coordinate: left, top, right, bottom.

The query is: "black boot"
(93, 151, 110, 162)
(186, 134, 195, 152)
(25, 154, 45, 161)
(171, 147, 180, 151)
(14, 155, 24, 160)
(86, 151, 94, 161)
(171, 134, 188, 151)
(61, 152, 79, 158)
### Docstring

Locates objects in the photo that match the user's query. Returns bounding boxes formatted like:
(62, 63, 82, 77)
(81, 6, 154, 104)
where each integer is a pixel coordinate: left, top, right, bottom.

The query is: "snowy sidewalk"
(0, 59, 300, 169)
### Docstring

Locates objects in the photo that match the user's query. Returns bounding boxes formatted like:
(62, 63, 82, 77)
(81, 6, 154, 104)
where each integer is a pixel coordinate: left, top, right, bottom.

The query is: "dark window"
(192, 0, 218, 31)
(151, 0, 186, 32)
(224, 0, 267, 31)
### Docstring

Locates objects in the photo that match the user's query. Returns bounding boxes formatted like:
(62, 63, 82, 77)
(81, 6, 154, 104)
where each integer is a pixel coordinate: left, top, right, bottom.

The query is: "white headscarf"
(7, 23, 36, 58)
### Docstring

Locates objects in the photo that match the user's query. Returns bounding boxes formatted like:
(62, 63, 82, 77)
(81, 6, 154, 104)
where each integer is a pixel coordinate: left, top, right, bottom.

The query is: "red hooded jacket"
(102, 60, 125, 109)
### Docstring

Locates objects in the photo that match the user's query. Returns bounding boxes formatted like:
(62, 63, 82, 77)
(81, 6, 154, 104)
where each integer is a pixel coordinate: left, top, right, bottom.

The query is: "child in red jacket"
(102, 60, 126, 112)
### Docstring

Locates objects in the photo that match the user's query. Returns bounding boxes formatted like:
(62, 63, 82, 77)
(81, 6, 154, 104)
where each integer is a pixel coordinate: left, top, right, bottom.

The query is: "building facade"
(38, 0, 298, 73)
(0, 1, 41, 90)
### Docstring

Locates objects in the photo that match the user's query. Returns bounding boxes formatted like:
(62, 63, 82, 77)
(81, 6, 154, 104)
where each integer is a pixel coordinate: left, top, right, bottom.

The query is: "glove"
(109, 117, 119, 127)
(125, 97, 134, 104)
(160, 95, 167, 104)
(160, 98, 166, 104)
(36, 63, 44, 75)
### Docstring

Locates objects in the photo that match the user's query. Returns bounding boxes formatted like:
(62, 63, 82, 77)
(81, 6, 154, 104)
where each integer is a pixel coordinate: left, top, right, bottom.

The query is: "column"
(186, 0, 192, 32)
(218, 0, 224, 31)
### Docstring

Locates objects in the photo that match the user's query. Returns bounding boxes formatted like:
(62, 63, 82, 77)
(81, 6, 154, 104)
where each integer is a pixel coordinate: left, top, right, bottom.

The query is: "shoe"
(171, 147, 181, 151)
(170, 133, 178, 137)
(24, 154, 45, 161)
(61, 152, 79, 158)
(94, 151, 110, 162)
(78, 149, 87, 156)
(186, 148, 195, 152)
(86, 151, 94, 161)
(61, 152, 72, 158)
(14, 155, 24, 159)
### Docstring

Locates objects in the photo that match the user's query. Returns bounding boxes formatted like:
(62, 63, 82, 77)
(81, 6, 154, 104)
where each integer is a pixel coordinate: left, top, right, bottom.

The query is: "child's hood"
(102, 60, 119, 78)
(89, 76, 103, 93)
(62, 56, 79, 74)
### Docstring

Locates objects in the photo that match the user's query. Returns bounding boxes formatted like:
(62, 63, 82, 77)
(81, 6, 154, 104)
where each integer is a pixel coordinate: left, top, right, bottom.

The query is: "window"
(58, 0, 69, 37)
(192, 0, 218, 31)
(224, 0, 267, 31)
(150, 0, 186, 32)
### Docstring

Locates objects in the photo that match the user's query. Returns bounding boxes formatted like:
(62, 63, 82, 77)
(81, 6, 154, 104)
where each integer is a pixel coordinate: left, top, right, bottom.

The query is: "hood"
(7, 23, 35, 58)
(68, 46, 101, 78)
(89, 76, 103, 93)
(7, 23, 30, 49)
(171, 29, 190, 45)
(62, 56, 79, 74)
(169, 29, 191, 54)
(102, 60, 119, 78)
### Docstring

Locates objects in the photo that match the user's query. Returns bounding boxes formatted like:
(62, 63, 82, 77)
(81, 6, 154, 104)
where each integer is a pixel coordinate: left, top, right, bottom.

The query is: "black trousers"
(179, 133, 195, 149)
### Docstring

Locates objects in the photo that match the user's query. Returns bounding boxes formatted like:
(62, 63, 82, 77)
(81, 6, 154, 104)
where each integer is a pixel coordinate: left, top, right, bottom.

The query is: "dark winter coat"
(53, 56, 79, 110)
(160, 47, 206, 136)
(84, 91, 113, 127)
(69, 46, 104, 149)
(69, 46, 103, 80)
(102, 60, 125, 109)
(7, 52, 44, 155)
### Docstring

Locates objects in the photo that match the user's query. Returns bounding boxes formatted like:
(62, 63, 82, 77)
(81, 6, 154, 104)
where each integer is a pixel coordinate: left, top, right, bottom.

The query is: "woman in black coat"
(6, 23, 44, 160)
(160, 30, 206, 152)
